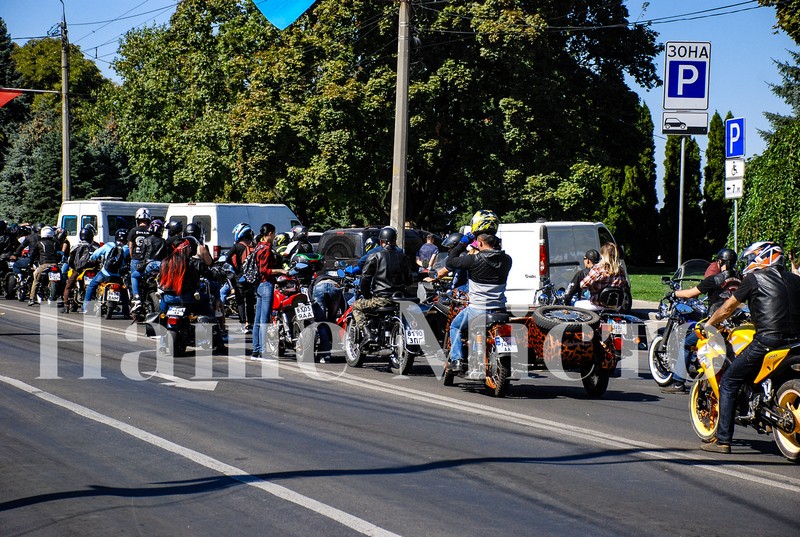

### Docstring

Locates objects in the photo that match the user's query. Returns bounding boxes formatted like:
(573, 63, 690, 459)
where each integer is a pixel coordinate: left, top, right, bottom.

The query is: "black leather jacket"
(736, 267, 800, 338)
(360, 244, 411, 298)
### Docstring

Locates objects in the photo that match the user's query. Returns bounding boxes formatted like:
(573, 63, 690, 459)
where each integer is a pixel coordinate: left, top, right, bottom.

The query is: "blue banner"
(252, 0, 318, 31)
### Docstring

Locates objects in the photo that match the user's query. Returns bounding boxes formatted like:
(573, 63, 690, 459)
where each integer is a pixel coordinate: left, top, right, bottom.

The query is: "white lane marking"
(280, 364, 800, 494)
(144, 371, 219, 391)
(0, 374, 401, 537)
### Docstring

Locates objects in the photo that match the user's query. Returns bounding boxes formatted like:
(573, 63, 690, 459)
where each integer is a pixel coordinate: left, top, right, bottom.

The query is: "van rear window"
(192, 216, 212, 237)
(61, 215, 78, 235)
(82, 215, 97, 232)
(108, 215, 136, 236)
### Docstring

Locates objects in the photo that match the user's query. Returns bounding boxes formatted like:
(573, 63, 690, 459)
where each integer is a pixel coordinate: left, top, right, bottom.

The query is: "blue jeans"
(312, 281, 343, 357)
(82, 272, 130, 314)
(449, 306, 483, 362)
(220, 281, 231, 305)
(675, 325, 699, 384)
(252, 281, 274, 354)
(130, 259, 142, 298)
(716, 334, 790, 445)
(12, 257, 30, 277)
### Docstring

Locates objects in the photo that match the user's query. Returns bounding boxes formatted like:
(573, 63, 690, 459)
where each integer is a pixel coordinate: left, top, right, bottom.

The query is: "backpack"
(104, 244, 125, 274)
(72, 242, 96, 271)
(241, 244, 262, 285)
(232, 241, 255, 270)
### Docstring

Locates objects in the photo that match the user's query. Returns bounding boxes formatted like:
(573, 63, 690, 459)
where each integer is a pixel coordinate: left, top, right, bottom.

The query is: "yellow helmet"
(470, 210, 499, 235)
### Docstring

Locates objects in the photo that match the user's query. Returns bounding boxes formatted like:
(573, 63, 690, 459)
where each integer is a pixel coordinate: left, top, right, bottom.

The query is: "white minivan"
(165, 203, 302, 258)
(57, 198, 170, 246)
(497, 221, 630, 311)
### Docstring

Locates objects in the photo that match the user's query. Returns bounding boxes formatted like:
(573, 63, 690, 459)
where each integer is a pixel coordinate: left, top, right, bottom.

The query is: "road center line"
(281, 364, 800, 494)
(0, 374, 401, 537)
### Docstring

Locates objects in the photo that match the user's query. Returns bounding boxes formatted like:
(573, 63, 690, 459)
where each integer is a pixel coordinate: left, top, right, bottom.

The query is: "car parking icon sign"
(663, 42, 711, 111)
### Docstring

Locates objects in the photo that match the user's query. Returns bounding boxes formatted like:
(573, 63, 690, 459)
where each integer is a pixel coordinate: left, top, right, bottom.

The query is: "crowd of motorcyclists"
(2, 208, 800, 459)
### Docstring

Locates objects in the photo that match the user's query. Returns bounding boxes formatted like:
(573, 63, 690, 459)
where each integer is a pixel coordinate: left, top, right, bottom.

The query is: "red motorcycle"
(267, 275, 314, 357)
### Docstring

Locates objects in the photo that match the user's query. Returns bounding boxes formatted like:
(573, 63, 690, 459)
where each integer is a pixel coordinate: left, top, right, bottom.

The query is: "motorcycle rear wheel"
(689, 378, 719, 441)
(774, 379, 800, 462)
(389, 322, 414, 375)
(484, 339, 511, 398)
(648, 335, 674, 386)
(344, 318, 366, 368)
(580, 359, 610, 397)
(293, 316, 315, 363)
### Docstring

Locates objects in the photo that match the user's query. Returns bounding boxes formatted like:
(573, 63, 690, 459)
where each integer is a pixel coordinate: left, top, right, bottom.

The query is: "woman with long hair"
(574, 242, 629, 311)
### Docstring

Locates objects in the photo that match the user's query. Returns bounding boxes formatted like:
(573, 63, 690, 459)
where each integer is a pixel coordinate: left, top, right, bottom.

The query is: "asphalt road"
(1, 300, 799, 536)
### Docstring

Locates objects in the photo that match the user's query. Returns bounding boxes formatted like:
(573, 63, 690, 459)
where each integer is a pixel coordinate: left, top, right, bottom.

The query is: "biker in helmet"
(425, 232, 468, 290)
(128, 208, 153, 308)
(284, 225, 314, 259)
(226, 222, 256, 333)
(562, 249, 600, 305)
(470, 210, 499, 236)
(0, 219, 15, 260)
(700, 242, 800, 453)
(351, 227, 412, 343)
(273, 232, 292, 267)
(159, 234, 218, 318)
(444, 224, 512, 373)
(27, 226, 60, 306)
(80, 228, 131, 316)
(11, 222, 44, 277)
(660, 248, 742, 394)
(62, 226, 100, 313)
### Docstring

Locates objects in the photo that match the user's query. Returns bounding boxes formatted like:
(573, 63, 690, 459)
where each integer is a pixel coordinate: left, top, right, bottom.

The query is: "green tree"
(703, 111, 733, 253)
(736, 120, 800, 251)
(759, 1, 800, 44)
(107, 0, 661, 230)
(660, 135, 703, 265)
(0, 18, 29, 170)
(761, 50, 800, 141)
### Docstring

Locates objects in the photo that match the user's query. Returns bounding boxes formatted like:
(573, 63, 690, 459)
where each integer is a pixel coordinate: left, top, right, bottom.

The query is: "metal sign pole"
(677, 136, 686, 268)
(734, 199, 738, 253)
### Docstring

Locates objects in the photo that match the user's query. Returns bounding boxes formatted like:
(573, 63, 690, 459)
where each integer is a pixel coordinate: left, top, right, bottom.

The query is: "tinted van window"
(108, 215, 136, 236)
(61, 215, 78, 235)
(82, 215, 97, 232)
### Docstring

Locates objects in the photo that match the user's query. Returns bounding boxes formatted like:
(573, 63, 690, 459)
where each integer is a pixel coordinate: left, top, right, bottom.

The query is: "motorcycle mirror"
(337, 268, 345, 278)
(661, 276, 671, 285)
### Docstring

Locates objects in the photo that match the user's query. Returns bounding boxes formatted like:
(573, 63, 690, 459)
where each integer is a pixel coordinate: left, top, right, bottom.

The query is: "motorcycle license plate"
(84, 277, 93, 286)
(108, 291, 120, 302)
(609, 322, 626, 335)
(295, 303, 314, 321)
(495, 336, 518, 353)
(406, 329, 425, 345)
(49, 272, 61, 281)
(167, 306, 186, 316)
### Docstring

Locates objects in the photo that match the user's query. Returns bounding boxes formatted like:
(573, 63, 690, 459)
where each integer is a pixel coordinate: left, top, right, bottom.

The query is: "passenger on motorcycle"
(55, 227, 71, 280)
(700, 242, 800, 454)
(274, 232, 292, 267)
(11, 222, 43, 278)
(352, 227, 412, 344)
(283, 225, 314, 260)
(310, 272, 344, 363)
(128, 207, 152, 309)
(661, 248, 741, 394)
(426, 232, 468, 291)
(184, 223, 225, 324)
(575, 243, 629, 311)
(444, 211, 511, 372)
(159, 236, 217, 315)
(28, 226, 60, 306)
(226, 223, 256, 334)
(62, 226, 99, 313)
(563, 249, 600, 305)
(250, 223, 287, 360)
(141, 219, 166, 267)
(80, 229, 131, 316)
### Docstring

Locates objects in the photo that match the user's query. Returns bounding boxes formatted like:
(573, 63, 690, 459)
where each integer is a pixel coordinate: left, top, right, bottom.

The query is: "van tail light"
(539, 244, 548, 275)
(213, 245, 220, 258)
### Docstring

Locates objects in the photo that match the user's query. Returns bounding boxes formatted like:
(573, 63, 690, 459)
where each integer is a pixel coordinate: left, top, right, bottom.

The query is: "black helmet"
(149, 219, 164, 236)
(79, 226, 95, 242)
(32, 223, 45, 234)
(55, 227, 68, 242)
(182, 236, 199, 256)
(183, 222, 204, 242)
(274, 232, 291, 247)
(442, 232, 463, 249)
(16, 225, 31, 237)
(166, 221, 183, 237)
(716, 248, 737, 263)
(115, 228, 128, 244)
(379, 226, 397, 244)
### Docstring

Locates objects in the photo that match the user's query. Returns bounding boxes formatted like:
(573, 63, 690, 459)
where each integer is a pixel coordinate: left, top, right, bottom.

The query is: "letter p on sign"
(726, 117, 745, 158)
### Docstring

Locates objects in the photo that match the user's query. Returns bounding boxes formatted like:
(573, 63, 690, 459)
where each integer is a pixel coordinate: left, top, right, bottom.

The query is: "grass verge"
(628, 265, 674, 303)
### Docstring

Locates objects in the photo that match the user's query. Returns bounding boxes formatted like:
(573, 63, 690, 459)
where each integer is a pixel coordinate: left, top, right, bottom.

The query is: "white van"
(57, 198, 170, 246)
(165, 203, 302, 258)
(497, 221, 630, 310)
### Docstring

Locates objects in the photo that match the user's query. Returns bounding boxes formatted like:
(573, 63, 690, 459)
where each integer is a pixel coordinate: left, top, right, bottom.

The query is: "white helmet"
(135, 207, 151, 221)
(40, 226, 55, 239)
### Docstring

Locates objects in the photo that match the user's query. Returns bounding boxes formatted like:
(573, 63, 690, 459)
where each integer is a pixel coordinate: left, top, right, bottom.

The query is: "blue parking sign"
(667, 61, 707, 99)
(726, 117, 745, 158)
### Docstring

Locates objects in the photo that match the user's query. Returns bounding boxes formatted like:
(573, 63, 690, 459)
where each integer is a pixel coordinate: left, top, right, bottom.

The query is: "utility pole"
(60, 0, 70, 203)
(389, 0, 410, 248)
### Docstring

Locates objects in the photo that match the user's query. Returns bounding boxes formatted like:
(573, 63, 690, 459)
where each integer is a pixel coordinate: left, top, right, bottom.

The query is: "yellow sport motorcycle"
(690, 321, 800, 461)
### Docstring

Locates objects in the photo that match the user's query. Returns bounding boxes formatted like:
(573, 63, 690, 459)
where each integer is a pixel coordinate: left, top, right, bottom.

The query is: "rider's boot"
(361, 325, 377, 345)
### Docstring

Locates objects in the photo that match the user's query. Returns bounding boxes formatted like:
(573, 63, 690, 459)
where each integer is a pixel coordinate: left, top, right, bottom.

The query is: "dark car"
(317, 226, 442, 272)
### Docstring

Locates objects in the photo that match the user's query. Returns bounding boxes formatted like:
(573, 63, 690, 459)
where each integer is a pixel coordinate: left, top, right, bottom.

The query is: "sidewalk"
(630, 299, 661, 321)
